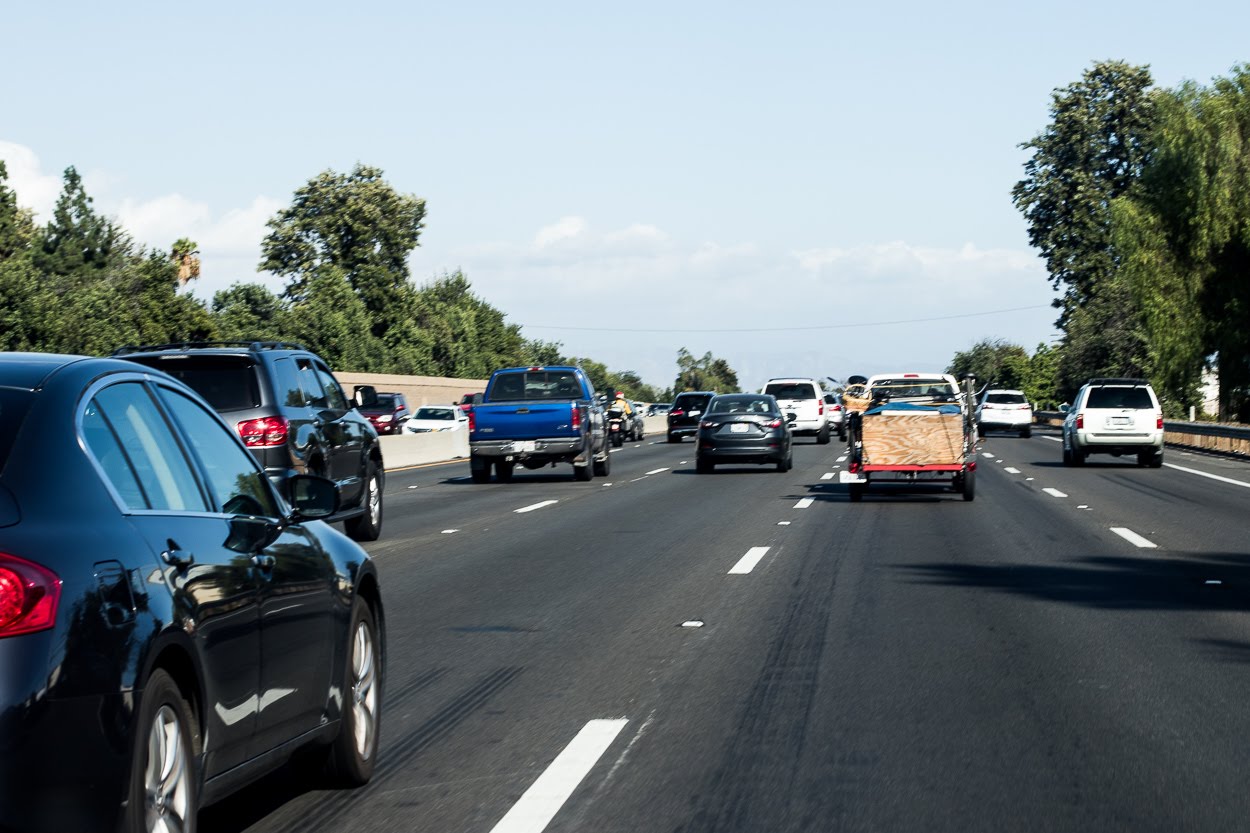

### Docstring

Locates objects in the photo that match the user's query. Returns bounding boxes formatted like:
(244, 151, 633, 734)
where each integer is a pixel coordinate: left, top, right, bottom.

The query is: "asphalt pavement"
(201, 428, 1250, 833)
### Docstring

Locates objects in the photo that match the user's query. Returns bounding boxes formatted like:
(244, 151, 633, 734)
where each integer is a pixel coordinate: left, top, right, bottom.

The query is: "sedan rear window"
(1087, 387, 1153, 409)
(985, 393, 1027, 404)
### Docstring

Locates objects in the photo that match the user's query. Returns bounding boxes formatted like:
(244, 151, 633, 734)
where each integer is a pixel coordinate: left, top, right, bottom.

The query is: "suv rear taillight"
(670, 408, 684, 418)
(0, 554, 61, 638)
(1157, 416, 1164, 429)
(818, 400, 825, 415)
(1075, 414, 1084, 429)
(238, 416, 289, 448)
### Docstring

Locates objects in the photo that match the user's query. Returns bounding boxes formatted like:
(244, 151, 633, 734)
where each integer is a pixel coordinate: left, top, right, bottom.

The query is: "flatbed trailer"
(839, 372, 978, 502)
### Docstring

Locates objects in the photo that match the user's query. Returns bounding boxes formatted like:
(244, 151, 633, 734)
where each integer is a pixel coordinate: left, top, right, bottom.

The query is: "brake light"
(468, 409, 476, 433)
(818, 401, 824, 415)
(571, 402, 581, 431)
(671, 409, 684, 417)
(767, 419, 782, 428)
(831, 404, 842, 412)
(1076, 414, 1084, 429)
(1157, 416, 1164, 429)
(237, 416, 288, 448)
(0, 554, 61, 638)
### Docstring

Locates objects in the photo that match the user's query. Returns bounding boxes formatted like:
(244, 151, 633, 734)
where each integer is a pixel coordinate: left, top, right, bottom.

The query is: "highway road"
(201, 427, 1250, 832)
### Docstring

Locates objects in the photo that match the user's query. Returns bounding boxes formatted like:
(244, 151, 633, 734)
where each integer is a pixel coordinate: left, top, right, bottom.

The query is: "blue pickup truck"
(468, 366, 610, 483)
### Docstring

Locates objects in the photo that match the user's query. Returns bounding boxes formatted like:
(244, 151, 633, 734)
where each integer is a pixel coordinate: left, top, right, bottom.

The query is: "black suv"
(667, 391, 716, 442)
(114, 341, 385, 540)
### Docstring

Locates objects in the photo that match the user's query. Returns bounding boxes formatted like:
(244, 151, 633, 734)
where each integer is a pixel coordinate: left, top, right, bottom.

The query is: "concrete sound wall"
(337, 372, 489, 409)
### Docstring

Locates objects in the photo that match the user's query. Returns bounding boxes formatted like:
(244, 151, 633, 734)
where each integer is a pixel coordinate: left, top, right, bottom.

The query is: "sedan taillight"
(0, 553, 61, 639)
(701, 420, 717, 429)
(238, 416, 289, 448)
(767, 419, 783, 428)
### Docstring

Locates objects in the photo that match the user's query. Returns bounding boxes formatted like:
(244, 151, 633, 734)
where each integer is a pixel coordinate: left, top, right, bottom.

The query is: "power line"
(523, 304, 1054, 334)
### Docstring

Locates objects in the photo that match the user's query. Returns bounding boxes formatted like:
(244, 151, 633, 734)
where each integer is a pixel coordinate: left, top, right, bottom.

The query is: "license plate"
(731, 423, 749, 433)
(515, 441, 536, 452)
(689, 411, 701, 417)
(1109, 416, 1131, 426)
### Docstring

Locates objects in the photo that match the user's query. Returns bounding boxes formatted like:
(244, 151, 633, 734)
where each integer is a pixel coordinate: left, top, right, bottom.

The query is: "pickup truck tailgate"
(473, 402, 580, 441)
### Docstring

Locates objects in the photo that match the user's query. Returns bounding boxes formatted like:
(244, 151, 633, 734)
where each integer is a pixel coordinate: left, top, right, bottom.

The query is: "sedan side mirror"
(1059, 403, 1070, 414)
(224, 516, 282, 554)
(288, 474, 340, 521)
(354, 385, 379, 409)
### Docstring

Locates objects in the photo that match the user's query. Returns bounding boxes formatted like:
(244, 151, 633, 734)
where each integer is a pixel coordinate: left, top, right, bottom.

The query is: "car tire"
(696, 457, 714, 474)
(594, 448, 610, 477)
(123, 668, 198, 833)
(775, 452, 790, 473)
(324, 598, 381, 786)
(667, 433, 680, 443)
(496, 461, 515, 483)
(817, 424, 831, 445)
(849, 484, 864, 502)
(977, 424, 985, 438)
(1073, 448, 1086, 466)
(838, 428, 847, 443)
(1021, 426, 1032, 439)
(1063, 445, 1073, 466)
(471, 463, 491, 484)
(1144, 449, 1163, 468)
(345, 462, 383, 542)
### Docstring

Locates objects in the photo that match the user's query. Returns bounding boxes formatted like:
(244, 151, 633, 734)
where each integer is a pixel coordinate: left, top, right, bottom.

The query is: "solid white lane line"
(1004, 467, 1021, 474)
(645, 467, 670, 475)
(1043, 436, 1062, 443)
(821, 473, 835, 480)
(488, 719, 629, 833)
(515, 500, 559, 514)
(794, 498, 815, 509)
(1043, 488, 1068, 498)
(1164, 463, 1250, 489)
(729, 547, 771, 575)
(1110, 527, 1158, 549)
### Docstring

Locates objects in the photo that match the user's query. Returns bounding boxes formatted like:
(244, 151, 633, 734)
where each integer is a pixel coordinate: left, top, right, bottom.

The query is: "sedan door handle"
(161, 548, 194, 568)
(252, 554, 276, 571)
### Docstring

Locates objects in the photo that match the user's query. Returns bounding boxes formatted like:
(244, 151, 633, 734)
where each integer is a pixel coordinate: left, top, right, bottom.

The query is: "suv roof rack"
(112, 341, 308, 356)
(1087, 377, 1149, 386)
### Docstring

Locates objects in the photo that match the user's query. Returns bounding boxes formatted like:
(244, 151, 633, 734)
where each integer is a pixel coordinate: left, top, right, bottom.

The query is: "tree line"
(0, 161, 738, 403)
(1000, 60, 1250, 420)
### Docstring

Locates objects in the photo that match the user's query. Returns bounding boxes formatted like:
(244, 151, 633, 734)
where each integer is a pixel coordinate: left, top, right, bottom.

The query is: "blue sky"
(4, 1, 1248, 389)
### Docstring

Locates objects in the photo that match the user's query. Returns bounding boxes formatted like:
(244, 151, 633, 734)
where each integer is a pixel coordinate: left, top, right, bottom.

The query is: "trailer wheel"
(961, 469, 976, 501)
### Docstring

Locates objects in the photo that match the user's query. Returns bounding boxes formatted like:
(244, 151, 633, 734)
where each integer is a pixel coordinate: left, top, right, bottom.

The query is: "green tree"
(285, 266, 388, 371)
(259, 164, 425, 343)
(674, 348, 739, 393)
(947, 338, 1031, 387)
(34, 166, 128, 280)
(408, 272, 525, 377)
(0, 160, 36, 262)
(211, 283, 290, 342)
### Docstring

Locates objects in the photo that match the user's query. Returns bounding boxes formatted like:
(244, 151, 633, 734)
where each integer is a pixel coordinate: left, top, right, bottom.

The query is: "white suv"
(976, 389, 1033, 438)
(1061, 378, 1163, 467)
(761, 378, 832, 444)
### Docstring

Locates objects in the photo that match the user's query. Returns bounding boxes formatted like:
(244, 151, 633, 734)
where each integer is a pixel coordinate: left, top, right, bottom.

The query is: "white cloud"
(0, 140, 62, 219)
(534, 215, 587, 248)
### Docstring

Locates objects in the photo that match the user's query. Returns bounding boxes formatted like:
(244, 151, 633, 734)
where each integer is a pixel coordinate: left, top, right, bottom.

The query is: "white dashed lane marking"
(488, 719, 629, 833)
(794, 498, 815, 509)
(982, 452, 995, 458)
(515, 500, 559, 514)
(1110, 527, 1158, 549)
(821, 473, 835, 480)
(1043, 436, 1062, 443)
(729, 547, 772, 575)
(1043, 488, 1068, 498)
(646, 468, 670, 475)
(1004, 467, 1021, 474)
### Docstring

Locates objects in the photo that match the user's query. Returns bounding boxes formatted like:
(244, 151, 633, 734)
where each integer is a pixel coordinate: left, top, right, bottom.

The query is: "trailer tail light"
(238, 416, 288, 448)
(571, 403, 581, 431)
(0, 554, 61, 638)
(1076, 414, 1084, 429)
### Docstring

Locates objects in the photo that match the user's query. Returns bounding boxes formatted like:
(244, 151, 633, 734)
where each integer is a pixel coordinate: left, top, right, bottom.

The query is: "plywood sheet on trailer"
(861, 412, 965, 466)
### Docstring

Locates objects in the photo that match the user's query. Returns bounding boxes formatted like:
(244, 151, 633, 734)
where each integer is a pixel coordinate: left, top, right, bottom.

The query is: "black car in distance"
(0, 352, 384, 833)
(695, 393, 794, 472)
(667, 391, 715, 442)
(114, 341, 385, 541)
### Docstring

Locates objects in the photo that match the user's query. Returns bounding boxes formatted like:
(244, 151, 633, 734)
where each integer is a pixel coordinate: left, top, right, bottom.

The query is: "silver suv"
(1061, 378, 1163, 467)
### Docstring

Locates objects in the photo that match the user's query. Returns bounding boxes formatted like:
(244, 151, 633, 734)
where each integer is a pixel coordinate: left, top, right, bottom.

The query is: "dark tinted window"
(376, 394, 403, 409)
(709, 396, 776, 415)
(315, 366, 348, 411)
(674, 394, 712, 411)
(414, 408, 454, 420)
(764, 383, 816, 400)
(157, 387, 280, 518)
(985, 393, 1027, 404)
(272, 357, 307, 408)
(296, 359, 327, 408)
(1086, 387, 1153, 409)
(142, 359, 261, 412)
(0, 389, 32, 474)
(490, 371, 583, 401)
(84, 383, 208, 512)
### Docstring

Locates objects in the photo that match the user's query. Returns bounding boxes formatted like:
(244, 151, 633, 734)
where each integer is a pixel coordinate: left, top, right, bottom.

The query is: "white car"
(1061, 378, 1163, 467)
(761, 377, 832, 444)
(404, 405, 469, 433)
(976, 389, 1033, 438)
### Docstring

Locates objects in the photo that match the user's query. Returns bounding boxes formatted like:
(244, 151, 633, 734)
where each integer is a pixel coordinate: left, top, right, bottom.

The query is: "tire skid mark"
(273, 666, 524, 833)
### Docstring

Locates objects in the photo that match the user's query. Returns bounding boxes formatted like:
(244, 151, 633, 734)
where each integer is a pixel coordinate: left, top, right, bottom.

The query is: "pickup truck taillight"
(468, 409, 476, 433)
(571, 403, 581, 431)
(238, 416, 288, 448)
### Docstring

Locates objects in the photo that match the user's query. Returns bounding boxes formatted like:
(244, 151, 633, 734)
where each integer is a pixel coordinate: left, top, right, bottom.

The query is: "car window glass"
(151, 360, 261, 412)
(157, 387, 280, 518)
(764, 383, 815, 399)
(86, 383, 208, 512)
(415, 408, 452, 420)
(296, 359, 328, 408)
(1087, 387, 1152, 409)
(272, 357, 306, 408)
(985, 393, 1027, 404)
(315, 366, 349, 411)
(81, 401, 146, 508)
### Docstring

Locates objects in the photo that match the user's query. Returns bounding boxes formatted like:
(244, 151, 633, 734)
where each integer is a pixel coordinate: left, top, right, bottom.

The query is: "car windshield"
(1087, 387, 1153, 408)
(985, 393, 1027, 404)
(764, 383, 815, 399)
(414, 408, 454, 420)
